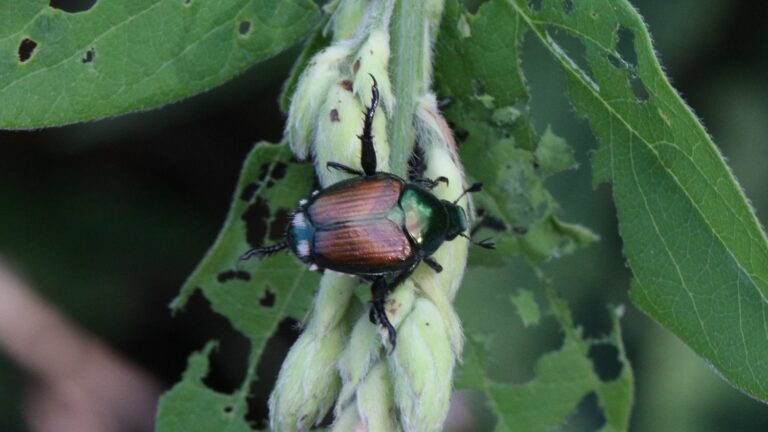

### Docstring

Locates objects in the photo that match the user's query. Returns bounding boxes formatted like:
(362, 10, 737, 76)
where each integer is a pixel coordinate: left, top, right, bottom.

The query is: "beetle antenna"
(239, 241, 289, 263)
(460, 233, 495, 249)
(453, 181, 483, 204)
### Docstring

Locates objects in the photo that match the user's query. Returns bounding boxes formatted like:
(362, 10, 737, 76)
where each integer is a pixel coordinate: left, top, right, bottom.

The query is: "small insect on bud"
(286, 46, 352, 160)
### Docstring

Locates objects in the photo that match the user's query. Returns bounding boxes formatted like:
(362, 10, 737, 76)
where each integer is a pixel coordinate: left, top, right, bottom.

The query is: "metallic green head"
(444, 201, 468, 241)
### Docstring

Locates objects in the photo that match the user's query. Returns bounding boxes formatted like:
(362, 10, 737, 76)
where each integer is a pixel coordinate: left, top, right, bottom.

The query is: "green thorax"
(398, 185, 450, 256)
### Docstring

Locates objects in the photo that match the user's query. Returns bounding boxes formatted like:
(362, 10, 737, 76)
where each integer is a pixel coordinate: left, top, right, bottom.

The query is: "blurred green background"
(1, 0, 767, 430)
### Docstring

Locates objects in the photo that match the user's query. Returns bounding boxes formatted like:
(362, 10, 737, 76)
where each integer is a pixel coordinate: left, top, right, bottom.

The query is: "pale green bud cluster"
(269, 1, 468, 431)
(268, 272, 357, 431)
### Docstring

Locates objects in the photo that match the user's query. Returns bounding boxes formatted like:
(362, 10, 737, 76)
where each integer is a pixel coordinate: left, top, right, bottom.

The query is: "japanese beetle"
(241, 76, 493, 347)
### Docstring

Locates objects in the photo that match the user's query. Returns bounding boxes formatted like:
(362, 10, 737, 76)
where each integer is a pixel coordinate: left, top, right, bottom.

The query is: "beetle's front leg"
(359, 75, 379, 176)
(417, 176, 449, 190)
(370, 276, 397, 348)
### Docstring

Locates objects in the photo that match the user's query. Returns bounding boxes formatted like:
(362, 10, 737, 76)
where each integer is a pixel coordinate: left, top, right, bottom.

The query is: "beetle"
(240, 76, 493, 348)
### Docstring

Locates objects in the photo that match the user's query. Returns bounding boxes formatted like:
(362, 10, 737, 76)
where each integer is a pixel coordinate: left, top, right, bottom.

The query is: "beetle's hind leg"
(370, 276, 397, 349)
(359, 74, 380, 176)
(239, 241, 288, 262)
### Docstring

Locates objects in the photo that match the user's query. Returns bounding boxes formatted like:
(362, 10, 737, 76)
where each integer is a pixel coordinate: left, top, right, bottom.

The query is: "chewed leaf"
(173, 141, 317, 343)
(156, 342, 252, 432)
(158, 142, 318, 431)
(435, 0, 597, 266)
(506, 0, 768, 400)
(457, 279, 633, 432)
(510, 289, 540, 327)
(0, 0, 319, 129)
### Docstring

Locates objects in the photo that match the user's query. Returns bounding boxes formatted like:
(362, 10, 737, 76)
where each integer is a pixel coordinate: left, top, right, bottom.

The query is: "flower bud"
(389, 299, 454, 432)
(331, 404, 362, 432)
(355, 361, 400, 432)
(314, 76, 390, 186)
(352, 29, 395, 116)
(336, 280, 415, 412)
(268, 273, 357, 431)
(314, 79, 366, 186)
(286, 45, 352, 160)
(329, 0, 369, 41)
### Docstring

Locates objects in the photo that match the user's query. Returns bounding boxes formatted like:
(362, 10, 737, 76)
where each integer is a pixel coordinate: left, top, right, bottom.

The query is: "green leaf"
(457, 272, 633, 432)
(435, 0, 597, 266)
(504, 0, 768, 400)
(157, 142, 318, 430)
(156, 342, 252, 432)
(510, 289, 541, 327)
(0, 0, 319, 129)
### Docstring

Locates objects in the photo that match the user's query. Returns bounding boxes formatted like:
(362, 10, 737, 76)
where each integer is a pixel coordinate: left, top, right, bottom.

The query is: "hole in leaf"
(573, 298, 612, 339)
(217, 270, 251, 283)
(256, 163, 271, 184)
(201, 336, 250, 395)
(269, 209, 291, 241)
(238, 20, 251, 36)
(240, 182, 258, 202)
(183, 0, 192, 5)
(18, 38, 37, 63)
(223, 405, 234, 414)
(563, 0, 573, 14)
(588, 343, 623, 381)
(271, 162, 287, 181)
(242, 197, 270, 249)
(546, 27, 599, 92)
(501, 315, 564, 383)
(265, 162, 288, 188)
(179, 293, 250, 395)
(616, 26, 638, 68)
(630, 75, 649, 101)
(246, 318, 301, 428)
(82, 47, 95, 63)
(607, 53, 623, 69)
(562, 392, 606, 430)
(259, 288, 276, 307)
(49, 0, 97, 13)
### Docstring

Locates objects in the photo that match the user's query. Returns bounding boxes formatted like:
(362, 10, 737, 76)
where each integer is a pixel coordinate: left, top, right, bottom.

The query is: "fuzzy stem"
(387, 0, 429, 177)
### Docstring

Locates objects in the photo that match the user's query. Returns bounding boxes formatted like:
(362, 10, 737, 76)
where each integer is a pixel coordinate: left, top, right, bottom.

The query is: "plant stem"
(388, 0, 430, 177)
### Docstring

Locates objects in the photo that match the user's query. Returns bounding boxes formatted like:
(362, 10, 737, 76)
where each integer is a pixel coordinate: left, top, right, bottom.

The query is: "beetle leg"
(327, 161, 364, 177)
(239, 241, 288, 262)
(371, 276, 397, 349)
(359, 74, 379, 176)
(418, 176, 449, 190)
(423, 256, 444, 273)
